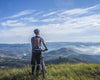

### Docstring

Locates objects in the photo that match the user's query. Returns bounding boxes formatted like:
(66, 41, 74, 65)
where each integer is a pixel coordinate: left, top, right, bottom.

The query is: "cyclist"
(31, 29, 48, 77)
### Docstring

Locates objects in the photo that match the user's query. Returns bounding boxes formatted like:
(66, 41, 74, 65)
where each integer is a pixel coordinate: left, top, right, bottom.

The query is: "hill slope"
(0, 63, 100, 80)
(23, 48, 100, 64)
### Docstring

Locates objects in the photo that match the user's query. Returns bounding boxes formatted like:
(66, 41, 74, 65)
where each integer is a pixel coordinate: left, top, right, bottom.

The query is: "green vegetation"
(0, 58, 30, 69)
(0, 63, 100, 80)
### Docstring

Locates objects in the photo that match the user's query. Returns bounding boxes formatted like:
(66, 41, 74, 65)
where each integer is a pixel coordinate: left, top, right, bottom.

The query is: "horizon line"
(0, 41, 100, 44)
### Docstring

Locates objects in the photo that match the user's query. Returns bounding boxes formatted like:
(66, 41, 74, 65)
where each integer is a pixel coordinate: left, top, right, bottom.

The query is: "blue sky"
(0, 0, 100, 43)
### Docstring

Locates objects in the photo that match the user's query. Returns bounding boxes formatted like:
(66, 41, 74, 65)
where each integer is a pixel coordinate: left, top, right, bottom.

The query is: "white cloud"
(1, 20, 25, 26)
(21, 17, 38, 22)
(3, 10, 35, 19)
(0, 27, 33, 38)
(0, 4, 100, 43)
(60, 4, 100, 15)
(40, 4, 100, 23)
(34, 11, 44, 16)
(41, 18, 57, 22)
(43, 11, 57, 17)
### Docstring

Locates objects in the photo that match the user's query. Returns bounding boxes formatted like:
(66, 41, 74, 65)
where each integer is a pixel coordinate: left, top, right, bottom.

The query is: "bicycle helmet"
(34, 29, 40, 35)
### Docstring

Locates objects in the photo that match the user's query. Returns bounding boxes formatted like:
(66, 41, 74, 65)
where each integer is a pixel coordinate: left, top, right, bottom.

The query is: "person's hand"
(45, 48, 48, 51)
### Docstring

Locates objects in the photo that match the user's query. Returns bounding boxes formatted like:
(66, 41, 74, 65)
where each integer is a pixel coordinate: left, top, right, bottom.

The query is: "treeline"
(0, 56, 88, 70)
(45, 57, 87, 65)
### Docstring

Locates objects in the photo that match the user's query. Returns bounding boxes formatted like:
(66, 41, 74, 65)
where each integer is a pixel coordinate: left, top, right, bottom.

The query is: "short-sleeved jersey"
(31, 36, 47, 52)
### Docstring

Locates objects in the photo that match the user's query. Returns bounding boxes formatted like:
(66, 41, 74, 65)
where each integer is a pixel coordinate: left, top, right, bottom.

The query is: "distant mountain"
(1, 46, 100, 68)
(22, 47, 100, 64)
(66, 54, 100, 63)
(1, 42, 100, 59)
(44, 48, 78, 60)
(0, 44, 31, 58)
(44, 48, 100, 64)
(22, 48, 78, 60)
(0, 42, 100, 64)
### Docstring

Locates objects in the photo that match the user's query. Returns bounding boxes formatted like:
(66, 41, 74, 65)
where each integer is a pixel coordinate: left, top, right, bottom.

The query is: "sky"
(0, 0, 100, 43)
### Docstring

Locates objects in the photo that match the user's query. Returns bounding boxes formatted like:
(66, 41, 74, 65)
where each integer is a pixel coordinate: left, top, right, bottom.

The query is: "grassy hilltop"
(0, 63, 100, 80)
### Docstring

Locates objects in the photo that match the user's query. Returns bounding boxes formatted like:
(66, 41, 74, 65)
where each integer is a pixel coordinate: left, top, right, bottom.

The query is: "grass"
(0, 63, 100, 80)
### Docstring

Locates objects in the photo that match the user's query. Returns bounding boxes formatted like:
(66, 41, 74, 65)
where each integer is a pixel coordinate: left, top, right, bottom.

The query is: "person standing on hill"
(31, 29, 48, 77)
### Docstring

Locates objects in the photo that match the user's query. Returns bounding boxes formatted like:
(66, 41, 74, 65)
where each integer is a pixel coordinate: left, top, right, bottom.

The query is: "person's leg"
(32, 65, 35, 75)
(36, 51, 41, 76)
(36, 64, 40, 71)
(36, 64, 40, 77)
(31, 53, 36, 75)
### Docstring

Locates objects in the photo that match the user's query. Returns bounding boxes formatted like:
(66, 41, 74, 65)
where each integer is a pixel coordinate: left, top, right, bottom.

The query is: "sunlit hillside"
(0, 63, 100, 80)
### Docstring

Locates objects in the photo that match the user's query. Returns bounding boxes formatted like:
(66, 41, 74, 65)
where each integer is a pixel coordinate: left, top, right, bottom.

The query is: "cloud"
(1, 12, 100, 42)
(1, 20, 25, 26)
(41, 18, 57, 22)
(60, 4, 100, 15)
(0, 4, 100, 43)
(43, 11, 58, 17)
(21, 17, 38, 22)
(40, 4, 100, 23)
(0, 27, 34, 43)
(3, 10, 35, 19)
(34, 11, 44, 16)
(1, 27, 29, 38)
